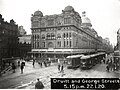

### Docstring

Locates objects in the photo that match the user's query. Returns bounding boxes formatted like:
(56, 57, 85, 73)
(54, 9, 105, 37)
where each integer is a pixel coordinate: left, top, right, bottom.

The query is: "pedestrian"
(35, 78, 44, 89)
(38, 61, 42, 68)
(58, 64, 60, 72)
(12, 63, 16, 73)
(40, 61, 42, 67)
(108, 61, 112, 71)
(106, 64, 109, 72)
(33, 59, 35, 68)
(44, 61, 47, 67)
(103, 58, 106, 64)
(112, 63, 115, 71)
(20, 63, 24, 74)
(18, 60, 20, 67)
(60, 64, 64, 73)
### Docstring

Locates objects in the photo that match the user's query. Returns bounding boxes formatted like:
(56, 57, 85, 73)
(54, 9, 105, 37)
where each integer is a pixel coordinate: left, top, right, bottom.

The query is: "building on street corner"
(18, 26, 31, 58)
(0, 14, 19, 70)
(30, 6, 113, 60)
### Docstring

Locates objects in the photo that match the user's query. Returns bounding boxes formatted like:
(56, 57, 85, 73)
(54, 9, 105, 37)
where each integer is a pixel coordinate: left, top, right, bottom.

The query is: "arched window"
(57, 41, 61, 47)
(69, 32, 71, 38)
(42, 34, 45, 39)
(57, 34, 61, 39)
(66, 33, 68, 38)
(51, 33, 55, 39)
(70, 40, 72, 47)
(47, 33, 51, 39)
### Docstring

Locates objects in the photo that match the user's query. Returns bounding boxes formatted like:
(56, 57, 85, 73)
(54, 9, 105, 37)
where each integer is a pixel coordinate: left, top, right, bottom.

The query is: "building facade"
(31, 6, 113, 59)
(0, 14, 19, 58)
(18, 26, 31, 58)
(115, 28, 120, 51)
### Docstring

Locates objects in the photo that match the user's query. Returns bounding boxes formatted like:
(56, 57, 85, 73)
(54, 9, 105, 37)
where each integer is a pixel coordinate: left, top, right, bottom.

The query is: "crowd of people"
(11, 58, 25, 74)
(106, 56, 120, 72)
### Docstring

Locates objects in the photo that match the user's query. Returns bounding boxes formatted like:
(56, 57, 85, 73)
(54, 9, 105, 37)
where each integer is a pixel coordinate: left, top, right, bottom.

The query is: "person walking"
(106, 64, 109, 72)
(44, 60, 47, 67)
(35, 78, 44, 89)
(40, 61, 42, 67)
(61, 64, 64, 73)
(18, 60, 20, 67)
(20, 62, 24, 74)
(33, 59, 35, 68)
(58, 64, 60, 72)
(12, 63, 16, 73)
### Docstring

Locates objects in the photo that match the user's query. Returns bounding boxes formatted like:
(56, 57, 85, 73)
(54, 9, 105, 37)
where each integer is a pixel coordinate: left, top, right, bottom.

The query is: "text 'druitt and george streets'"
(51, 78, 120, 89)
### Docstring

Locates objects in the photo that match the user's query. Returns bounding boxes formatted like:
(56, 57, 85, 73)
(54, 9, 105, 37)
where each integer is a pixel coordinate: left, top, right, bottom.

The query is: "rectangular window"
(64, 17, 71, 24)
(42, 42, 45, 48)
(70, 40, 72, 47)
(64, 41, 66, 47)
(48, 19, 54, 26)
(57, 41, 61, 47)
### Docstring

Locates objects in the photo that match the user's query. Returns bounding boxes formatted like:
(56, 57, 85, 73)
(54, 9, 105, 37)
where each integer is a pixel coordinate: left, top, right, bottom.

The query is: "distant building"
(18, 26, 31, 58)
(30, 6, 113, 59)
(115, 28, 120, 50)
(18, 26, 26, 36)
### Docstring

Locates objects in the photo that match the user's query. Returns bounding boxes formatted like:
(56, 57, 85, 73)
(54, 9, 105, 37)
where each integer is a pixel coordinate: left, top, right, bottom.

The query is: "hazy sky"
(0, 0, 120, 46)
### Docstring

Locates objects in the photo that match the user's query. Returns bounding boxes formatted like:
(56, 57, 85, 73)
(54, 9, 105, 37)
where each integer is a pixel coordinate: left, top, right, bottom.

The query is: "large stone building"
(0, 14, 19, 70)
(0, 14, 19, 58)
(31, 6, 113, 59)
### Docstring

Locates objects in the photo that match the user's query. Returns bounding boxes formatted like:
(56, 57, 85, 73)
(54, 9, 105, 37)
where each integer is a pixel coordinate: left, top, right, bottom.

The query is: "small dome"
(64, 5, 74, 11)
(81, 11, 91, 24)
(82, 17, 91, 24)
(34, 10, 43, 17)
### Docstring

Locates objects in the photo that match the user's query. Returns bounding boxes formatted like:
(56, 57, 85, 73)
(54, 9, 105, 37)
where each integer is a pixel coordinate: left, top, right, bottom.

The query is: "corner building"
(31, 6, 106, 59)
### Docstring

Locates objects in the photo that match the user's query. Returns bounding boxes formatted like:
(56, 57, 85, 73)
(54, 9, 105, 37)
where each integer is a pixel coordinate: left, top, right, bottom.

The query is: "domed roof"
(64, 5, 74, 11)
(81, 11, 91, 24)
(34, 10, 43, 17)
(82, 17, 91, 24)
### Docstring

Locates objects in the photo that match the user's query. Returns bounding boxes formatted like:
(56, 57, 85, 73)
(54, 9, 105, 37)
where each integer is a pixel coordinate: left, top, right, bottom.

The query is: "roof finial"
(82, 11, 86, 17)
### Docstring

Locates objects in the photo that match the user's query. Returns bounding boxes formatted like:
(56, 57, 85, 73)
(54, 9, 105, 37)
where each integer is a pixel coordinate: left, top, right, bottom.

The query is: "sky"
(0, 0, 120, 46)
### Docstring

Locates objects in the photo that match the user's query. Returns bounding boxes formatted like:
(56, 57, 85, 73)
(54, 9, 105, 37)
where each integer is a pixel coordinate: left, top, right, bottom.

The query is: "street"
(0, 60, 119, 89)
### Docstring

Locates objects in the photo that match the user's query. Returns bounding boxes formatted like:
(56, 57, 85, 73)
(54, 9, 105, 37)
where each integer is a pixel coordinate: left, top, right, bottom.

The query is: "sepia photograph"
(0, 0, 120, 89)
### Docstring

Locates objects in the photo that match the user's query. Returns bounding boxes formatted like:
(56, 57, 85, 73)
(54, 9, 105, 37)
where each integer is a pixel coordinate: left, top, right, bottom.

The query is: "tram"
(66, 54, 84, 69)
(80, 52, 105, 69)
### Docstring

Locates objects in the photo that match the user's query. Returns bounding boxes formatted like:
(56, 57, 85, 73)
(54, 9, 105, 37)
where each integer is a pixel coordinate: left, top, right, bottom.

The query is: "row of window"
(32, 32, 72, 40)
(32, 40, 72, 49)
(32, 17, 71, 27)
(32, 26, 72, 33)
